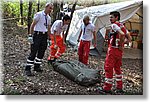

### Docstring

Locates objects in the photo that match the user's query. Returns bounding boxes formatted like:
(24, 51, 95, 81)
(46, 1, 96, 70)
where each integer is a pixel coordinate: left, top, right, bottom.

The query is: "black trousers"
(25, 31, 48, 70)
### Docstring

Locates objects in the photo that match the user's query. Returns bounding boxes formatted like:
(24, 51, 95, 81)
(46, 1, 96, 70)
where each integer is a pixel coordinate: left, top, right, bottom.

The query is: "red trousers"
(78, 40, 90, 65)
(47, 34, 66, 60)
(103, 47, 123, 91)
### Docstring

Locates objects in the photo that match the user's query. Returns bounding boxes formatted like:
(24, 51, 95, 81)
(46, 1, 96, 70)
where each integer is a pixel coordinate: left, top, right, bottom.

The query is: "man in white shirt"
(25, 3, 53, 76)
(77, 15, 97, 65)
(47, 15, 71, 64)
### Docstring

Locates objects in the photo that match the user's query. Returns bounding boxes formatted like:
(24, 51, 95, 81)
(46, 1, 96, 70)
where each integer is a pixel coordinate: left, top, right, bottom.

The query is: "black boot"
(97, 87, 113, 94)
(48, 58, 56, 65)
(34, 64, 43, 73)
(25, 66, 34, 76)
(114, 89, 124, 94)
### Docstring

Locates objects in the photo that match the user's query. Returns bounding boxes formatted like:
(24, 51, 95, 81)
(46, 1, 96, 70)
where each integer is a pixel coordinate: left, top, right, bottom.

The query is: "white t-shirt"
(51, 20, 68, 35)
(34, 10, 51, 32)
(81, 23, 96, 41)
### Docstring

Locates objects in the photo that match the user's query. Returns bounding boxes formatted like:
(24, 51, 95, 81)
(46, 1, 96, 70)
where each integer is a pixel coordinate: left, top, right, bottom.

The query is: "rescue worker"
(98, 11, 128, 93)
(77, 15, 97, 65)
(47, 15, 71, 64)
(25, 3, 53, 76)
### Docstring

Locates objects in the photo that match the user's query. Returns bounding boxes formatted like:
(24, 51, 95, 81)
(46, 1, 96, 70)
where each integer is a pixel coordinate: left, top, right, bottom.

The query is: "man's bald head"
(83, 15, 90, 21)
(44, 3, 53, 14)
(83, 15, 90, 25)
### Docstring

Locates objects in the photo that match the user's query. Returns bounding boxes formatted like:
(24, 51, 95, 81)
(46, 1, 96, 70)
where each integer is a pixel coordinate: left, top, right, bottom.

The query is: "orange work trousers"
(48, 34, 66, 60)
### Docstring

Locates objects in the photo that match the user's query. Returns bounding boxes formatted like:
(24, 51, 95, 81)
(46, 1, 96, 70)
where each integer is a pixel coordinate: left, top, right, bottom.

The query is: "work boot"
(114, 89, 124, 94)
(25, 66, 34, 76)
(97, 87, 113, 94)
(25, 70, 34, 76)
(33, 64, 43, 73)
(47, 60, 52, 65)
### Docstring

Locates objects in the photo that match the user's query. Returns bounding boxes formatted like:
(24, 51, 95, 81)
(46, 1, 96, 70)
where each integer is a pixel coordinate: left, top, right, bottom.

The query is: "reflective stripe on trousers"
(103, 47, 123, 90)
(34, 57, 42, 64)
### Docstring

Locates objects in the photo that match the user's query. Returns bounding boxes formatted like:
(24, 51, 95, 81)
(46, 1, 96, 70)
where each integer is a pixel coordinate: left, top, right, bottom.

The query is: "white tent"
(67, 0, 143, 47)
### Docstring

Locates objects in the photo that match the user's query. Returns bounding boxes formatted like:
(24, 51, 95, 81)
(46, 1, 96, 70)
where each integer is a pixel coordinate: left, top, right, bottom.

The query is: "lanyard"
(83, 23, 90, 35)
(45, 15, 48, 29)
(83, 26, 86, 35)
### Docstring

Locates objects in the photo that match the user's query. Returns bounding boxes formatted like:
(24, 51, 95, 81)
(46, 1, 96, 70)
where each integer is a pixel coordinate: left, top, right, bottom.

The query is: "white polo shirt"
(34, 10, 51, 32)
(81, 23, 96, 41)
(51, 20, 68, 35)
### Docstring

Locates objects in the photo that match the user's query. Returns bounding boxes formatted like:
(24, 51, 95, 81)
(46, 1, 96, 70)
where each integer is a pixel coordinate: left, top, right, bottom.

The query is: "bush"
(1, 0, 47, 25)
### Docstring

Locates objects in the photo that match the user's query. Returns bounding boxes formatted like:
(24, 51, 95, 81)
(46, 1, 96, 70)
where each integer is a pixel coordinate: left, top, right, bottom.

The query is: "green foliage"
(2, 0, 47, 25)
(1, 0, 127, 25)
(2, 1, 20, 18)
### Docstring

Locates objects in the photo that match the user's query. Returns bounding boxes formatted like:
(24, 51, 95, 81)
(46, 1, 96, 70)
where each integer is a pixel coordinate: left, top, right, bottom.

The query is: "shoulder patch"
(112, 24, 116, 29)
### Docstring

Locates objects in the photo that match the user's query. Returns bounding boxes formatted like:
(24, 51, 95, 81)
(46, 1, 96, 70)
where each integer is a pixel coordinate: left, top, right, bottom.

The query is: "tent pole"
(65, 0, 77, 42)
(136, 13, 143, 19)
(129, 21, 132, 30)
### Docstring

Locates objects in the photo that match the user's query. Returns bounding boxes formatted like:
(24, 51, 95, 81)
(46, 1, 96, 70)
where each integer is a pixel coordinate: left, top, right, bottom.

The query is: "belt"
(50, 34, 61, 36)
(34, 31, 47, 34)
(81, 40, 90, 42)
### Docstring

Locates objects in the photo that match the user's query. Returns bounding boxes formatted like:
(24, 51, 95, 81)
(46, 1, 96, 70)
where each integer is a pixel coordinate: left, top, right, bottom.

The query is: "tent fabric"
(67, 0, 143, 46)
(90, 30, 105, 55)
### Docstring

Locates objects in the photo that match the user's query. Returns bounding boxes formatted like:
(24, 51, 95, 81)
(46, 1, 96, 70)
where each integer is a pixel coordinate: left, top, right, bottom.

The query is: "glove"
(47, 40, 51, 47)
(28, 34, 33, 44)
(54, 44, 58, 49)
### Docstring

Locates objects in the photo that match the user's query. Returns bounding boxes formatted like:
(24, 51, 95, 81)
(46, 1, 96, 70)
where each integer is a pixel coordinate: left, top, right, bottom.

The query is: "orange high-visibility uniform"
(47, 20, 67, 60)
(47, 34, 66, 60)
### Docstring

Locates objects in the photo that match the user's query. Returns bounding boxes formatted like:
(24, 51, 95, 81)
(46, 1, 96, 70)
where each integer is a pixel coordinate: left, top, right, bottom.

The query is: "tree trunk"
(60, 1, 63, 11)
(37, 0, 40, 12)
(104, 0, 108, 4)
(52, 1, 60, 23)
(28, 0, 33, 33)
(65, 1, 77, 42)
(56, 1, 64, 20)
(20, 0, 23, 25)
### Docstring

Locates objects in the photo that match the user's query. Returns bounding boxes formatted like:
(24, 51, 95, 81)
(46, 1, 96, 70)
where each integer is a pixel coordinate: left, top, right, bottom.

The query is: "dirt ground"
(2, 20, 143, 95)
